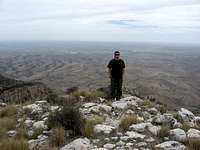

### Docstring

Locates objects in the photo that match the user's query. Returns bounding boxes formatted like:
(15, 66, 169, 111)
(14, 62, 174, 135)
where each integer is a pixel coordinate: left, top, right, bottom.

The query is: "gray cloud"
(0, 0, 199, 44)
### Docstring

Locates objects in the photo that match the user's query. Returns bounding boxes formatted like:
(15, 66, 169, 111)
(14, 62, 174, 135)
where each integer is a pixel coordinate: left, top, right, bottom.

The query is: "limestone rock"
(94, 124, 115, 134)
(187, 128, 200, 139)
(28, 135, 48, 150)
(169, 128, 187, 142)
(129, 122, 152, 133)
(33, 121, 47, 129)
(125, 131, 146, 140)
(155, 141, 186, 150)
(178, 108, 195, 122)
(104, 143, 115, 149)
(61, 138, 91, 150)
(7, 130, 17, 137)
(147, 125, 161, 136)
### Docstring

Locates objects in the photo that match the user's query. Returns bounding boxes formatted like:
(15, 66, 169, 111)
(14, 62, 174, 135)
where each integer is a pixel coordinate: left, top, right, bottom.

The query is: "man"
(107, 51, 125, 100)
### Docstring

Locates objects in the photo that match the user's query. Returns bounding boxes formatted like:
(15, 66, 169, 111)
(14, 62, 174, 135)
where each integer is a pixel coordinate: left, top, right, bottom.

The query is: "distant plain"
(0, 41, 200, 111)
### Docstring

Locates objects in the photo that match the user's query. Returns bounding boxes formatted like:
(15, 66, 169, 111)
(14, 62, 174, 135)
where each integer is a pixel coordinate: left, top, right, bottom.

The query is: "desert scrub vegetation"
(119, 114, 141, 132)
(0, 138, 29, 150)
(49, 126, 65, 147)
(47, 106, 83, 136)
(0, 105, 17, 117)
(142, 100, 154, 108)
(0, 117, 17, 138)
(158, 124, 170, 138)
(83, 115, 105, 137)
(186, 139, 200, 150)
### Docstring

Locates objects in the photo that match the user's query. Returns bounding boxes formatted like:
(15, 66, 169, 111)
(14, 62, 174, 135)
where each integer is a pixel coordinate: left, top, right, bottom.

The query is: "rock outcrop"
(1, 93, 200, 150)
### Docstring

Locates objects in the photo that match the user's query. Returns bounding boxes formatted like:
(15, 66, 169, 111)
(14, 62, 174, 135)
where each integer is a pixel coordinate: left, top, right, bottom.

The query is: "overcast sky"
(0, 0, 200, 44)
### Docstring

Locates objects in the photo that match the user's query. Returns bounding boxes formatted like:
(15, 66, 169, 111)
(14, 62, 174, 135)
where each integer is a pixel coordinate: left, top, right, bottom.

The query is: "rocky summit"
(1, 93, 200, 150)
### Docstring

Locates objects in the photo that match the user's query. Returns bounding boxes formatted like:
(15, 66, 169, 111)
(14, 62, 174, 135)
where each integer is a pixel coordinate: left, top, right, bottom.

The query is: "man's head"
(114, 51, 120, 60)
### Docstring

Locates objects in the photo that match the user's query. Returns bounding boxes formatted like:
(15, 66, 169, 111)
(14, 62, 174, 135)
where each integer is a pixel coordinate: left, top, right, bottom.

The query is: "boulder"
(99, 104, 112, 113)
(24, 119, 35, 128)
(33, 121, 47, 129)
(125, 131, 146, 140)
(169, 128, 187, 142)
(148, 108, 159, 115)
(23, 101, 50, 120)
(155, 141, 186, 150)
(61, 138, 91, 150)
(153, 113, 177, 127)
(147, 125, 161, 136)
(129, 122, 152, 133)
(28, 135, 48, 150)
(7, 130, 17, 137)
(187, 128, 200, 139)
(194, 116, 200, 127)
(0, 102, 7, 107)
(178, 108, 195, 122)
(112, 101, 128, 110)
(103, 143, 115, 149)
(94, 124, 115, 135)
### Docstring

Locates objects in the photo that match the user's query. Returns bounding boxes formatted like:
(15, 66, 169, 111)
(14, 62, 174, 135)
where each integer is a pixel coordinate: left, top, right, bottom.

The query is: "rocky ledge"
(1, 94, 200, 150)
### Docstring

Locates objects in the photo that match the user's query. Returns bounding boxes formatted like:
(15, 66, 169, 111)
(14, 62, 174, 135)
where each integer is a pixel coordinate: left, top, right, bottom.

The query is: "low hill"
(0, 74, 52, 103)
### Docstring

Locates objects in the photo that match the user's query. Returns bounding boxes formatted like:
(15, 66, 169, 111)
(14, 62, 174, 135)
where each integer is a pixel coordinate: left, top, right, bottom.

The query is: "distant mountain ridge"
(0, 74, 52, 103)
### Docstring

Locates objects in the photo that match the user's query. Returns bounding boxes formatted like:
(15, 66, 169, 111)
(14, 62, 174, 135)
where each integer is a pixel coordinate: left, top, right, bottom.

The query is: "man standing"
(107, 51, 125, 100)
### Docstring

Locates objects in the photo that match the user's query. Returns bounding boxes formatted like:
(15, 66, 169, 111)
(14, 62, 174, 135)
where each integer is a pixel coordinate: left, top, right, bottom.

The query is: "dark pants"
(110, 78, 123, 100)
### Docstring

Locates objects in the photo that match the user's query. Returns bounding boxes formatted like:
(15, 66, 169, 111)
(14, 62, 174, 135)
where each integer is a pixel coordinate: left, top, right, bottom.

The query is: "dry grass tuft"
(0, 138, 29, 150)
(187, 138, 200, 150)
(0, 117, 16, 137)
(83, 115, 105, 137)
(50, 126, 65, 147)
(0, 105, 17, 117)
(119, 115, 140, 132)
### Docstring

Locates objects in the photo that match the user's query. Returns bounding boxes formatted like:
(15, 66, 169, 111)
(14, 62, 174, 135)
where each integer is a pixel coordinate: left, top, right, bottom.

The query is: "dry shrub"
(0, 138, 29, 150)
(187, 139, 200, 150)
(50, 126, 65, 147)
(0, 105, 17, 117)
(47, 106, 83, 136)
(119, 115, 140, 132)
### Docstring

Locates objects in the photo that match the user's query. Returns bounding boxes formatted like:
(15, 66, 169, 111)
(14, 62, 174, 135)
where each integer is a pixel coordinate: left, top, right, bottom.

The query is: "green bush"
(119, 115, 140, 132)
(47, 106, 83, 136)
